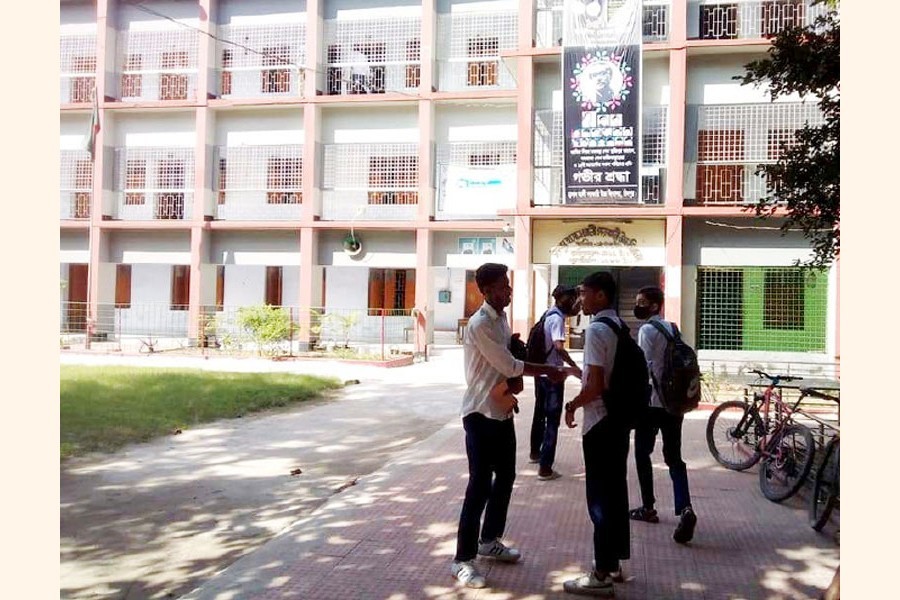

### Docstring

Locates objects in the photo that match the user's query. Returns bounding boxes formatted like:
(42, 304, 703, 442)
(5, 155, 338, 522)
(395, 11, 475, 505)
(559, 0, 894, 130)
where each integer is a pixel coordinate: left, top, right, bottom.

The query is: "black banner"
(563, 1, 642, 204)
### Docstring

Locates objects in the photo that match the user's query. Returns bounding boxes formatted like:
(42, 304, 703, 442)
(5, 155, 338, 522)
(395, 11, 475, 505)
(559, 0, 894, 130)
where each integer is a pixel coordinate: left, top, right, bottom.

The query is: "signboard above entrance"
(533, 220, 665, 266)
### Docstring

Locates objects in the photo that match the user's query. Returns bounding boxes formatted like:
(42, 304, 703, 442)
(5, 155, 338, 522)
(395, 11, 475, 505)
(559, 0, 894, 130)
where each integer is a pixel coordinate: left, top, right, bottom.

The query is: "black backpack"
(646, 321, 701, 416)
(524, 309, 556, 365)
(597, 317, 650, 429)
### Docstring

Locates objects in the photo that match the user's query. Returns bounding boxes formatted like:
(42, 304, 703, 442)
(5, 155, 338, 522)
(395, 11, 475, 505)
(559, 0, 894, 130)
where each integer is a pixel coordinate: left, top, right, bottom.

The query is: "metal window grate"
(117, 27, 199, 101)
(214, 145, 303, 220)
(437, 11, 518, 91)
(114, 147, 195, 220)
(436, 141, 518, 166)
(218, 22, 306, 97)
(60, 150, 93, 219)
(694, 102, 824, 204)
(60, 33, 97, 103)
(697, 266, 828, 353)
(323, 17, 421, 95)
(643, 1, 670, 42)
(689, 0, 828, 40)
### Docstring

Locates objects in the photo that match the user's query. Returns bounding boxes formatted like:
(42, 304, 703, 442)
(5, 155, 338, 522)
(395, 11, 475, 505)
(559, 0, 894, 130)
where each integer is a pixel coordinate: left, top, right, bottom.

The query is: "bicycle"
(706, 369, 817, 502)
(801, 387, 840, 531)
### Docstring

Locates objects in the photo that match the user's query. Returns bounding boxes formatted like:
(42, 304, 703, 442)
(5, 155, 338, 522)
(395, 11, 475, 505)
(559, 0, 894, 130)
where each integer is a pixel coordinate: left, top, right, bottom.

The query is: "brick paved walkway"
(183, 390, 839, 600)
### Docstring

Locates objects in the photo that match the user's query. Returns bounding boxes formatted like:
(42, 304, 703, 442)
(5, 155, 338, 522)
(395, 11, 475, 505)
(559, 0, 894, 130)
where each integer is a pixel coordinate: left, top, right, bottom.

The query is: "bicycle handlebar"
(748, 368, 804, 383)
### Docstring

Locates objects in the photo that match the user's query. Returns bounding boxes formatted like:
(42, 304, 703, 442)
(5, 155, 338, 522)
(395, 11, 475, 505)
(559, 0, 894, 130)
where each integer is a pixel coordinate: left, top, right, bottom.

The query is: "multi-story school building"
(59, 0, 838, 376)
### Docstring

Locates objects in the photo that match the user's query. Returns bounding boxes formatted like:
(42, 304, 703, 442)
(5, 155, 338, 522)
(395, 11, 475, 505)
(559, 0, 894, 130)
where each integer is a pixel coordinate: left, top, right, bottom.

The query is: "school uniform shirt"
(581, 308, 623, 435)
(542, 306, 567, 369)
(637, 315, 675, 410)
(462, 301, 525, 420)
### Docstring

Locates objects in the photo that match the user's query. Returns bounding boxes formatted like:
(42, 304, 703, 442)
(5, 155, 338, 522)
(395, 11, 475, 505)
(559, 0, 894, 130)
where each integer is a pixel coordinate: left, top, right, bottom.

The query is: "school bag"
(646, 320, 702, 416)
(524, 308, 556, 365)
(597, 317, 650, 429)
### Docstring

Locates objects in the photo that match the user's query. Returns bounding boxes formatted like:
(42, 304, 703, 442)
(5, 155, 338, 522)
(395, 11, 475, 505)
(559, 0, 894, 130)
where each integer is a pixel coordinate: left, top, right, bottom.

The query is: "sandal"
(629, 506, 660, 523)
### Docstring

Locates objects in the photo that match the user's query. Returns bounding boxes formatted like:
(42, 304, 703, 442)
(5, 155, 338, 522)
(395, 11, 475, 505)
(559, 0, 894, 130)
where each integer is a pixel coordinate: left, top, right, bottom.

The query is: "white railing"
(60, 33, 96, 103)
(217, 22, 306, 98)
(435, 141, 518, 220)
(60, 150, 93, 220)
(688, 0, 828, 40)
(536, 0, 670, 47)
(113, 148, 195, 220)
(214, 145, 303, 220)
(437, 11, 518, 91)
(117, 28, 199, 101)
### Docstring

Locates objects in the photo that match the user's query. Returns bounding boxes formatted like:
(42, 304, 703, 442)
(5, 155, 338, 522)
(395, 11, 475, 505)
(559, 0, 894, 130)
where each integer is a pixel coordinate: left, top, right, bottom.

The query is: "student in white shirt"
(630, 286, 697, 544)
(452, 263, 577, 589)
(562, 271, 631, 597)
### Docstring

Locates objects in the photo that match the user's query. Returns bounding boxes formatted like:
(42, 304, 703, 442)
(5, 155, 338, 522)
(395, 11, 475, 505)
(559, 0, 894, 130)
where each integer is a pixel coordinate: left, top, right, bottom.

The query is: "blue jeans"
(583, 417, 631, 573)
(454, 413, 516, 561)
(531, 378, 564, 471)
(634, 407, 692, 515)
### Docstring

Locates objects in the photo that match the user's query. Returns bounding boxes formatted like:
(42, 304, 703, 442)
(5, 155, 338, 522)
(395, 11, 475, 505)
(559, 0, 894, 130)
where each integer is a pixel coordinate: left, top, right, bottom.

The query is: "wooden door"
(67, 264, 89, 332)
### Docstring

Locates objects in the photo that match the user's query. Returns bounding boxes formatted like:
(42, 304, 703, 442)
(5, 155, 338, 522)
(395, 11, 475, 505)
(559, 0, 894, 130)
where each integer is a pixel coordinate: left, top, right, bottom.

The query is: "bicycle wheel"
(810, 438, 840, 531)
(706, 400, 765, 471)
(759, 423, 816, 502)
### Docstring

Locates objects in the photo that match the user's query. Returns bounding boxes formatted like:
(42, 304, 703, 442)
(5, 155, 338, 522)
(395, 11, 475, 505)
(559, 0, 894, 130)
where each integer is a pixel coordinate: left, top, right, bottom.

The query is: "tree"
(737, 1, 839, 267)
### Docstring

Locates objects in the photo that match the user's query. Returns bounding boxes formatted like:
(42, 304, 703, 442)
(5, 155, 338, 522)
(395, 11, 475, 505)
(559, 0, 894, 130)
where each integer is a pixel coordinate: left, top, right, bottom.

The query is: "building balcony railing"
(217, 22, 306, 98)
(116, 29, 199, 101)
(60, 149, 93, 220)
(321, 143, 419, 221)
(687, 0, 827, 41)
(323, 17, 421, 95)
(686, 102, 824, 205)
(435, 141, 518, 220)
(60, 33, 96, 104)
(113, 147, 195, 220)
(536, 0, 670, 48)
(437, 11, 518, 91)
(214, 145, 303, 220)
(533, 106, 668, 206)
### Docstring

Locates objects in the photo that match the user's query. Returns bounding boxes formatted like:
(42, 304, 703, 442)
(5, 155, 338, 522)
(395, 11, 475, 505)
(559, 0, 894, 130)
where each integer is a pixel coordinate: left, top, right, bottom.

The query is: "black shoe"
(673, 508, 697, 544)
(528, 453, 540, 464)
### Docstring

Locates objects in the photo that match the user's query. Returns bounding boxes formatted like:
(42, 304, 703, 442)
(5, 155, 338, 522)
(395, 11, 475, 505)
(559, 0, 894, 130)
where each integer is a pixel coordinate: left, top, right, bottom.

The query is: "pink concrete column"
(303, 0, 322, 98)
(414, 228, 433, 354)
(518, 0, 535, 48)
(301, 105, 320, 224)
(511, 216, 533, 335)
(515, 56, 535, 215)
(420, 0, 436, 93)
(197, 0, 216, 101)
(417, 99, 435, 223)
(664, 215, 684, 326)
(297, 227, 320, 350)
(188, 227, 208, 344)
(666, 1, 688, 209)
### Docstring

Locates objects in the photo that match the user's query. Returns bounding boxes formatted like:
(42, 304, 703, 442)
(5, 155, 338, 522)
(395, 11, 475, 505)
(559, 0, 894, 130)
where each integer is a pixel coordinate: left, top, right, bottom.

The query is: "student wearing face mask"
(629, 287, 697, 545)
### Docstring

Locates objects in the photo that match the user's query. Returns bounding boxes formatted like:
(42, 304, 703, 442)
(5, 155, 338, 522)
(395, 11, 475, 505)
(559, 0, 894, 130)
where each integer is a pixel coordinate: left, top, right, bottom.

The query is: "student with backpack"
(562, 271, 650, 597)
(629, 286, 699, 545)
(528, 284, 582, 481)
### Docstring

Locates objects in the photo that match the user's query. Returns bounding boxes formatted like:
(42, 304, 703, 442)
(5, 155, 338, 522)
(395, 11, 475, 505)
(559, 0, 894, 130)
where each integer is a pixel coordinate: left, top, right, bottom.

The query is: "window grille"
(697, 266, 828, 352)
(60, 150, 93, 219)
(114, 148, 195, 220)
(437, 11, 517, 91)
(214, 145, 303, 220)
(690, 0, 827, 40)
(324, 17, 421, 95)
(217, 22, 305, 97)
(117, 27, 198, 101)
(60, 33, 96, 103)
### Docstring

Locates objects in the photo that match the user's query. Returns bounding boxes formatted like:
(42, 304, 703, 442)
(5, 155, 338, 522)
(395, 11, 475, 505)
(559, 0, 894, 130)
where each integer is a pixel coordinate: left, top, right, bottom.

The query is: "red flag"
(86, 85, 100, 160)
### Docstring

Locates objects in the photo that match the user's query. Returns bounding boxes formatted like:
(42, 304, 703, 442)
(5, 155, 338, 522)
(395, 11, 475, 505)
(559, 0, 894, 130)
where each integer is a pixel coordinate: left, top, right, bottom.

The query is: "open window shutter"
(115, 264, 132, 308)
(384, 269, 397, 310)
(404, 269, 416, 310)
(215, 266, 225, 311)
(368, 269, 385, 312)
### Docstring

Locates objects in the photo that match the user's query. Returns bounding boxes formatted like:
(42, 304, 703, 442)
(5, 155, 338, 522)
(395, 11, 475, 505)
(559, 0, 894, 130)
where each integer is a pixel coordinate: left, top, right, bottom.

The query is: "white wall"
(321, 107, 419, 144)
(223, 265, 265, 307)
(117, 1, 200, 29)
(325, 0, 421, 19)
(687, 55, 804, 105)
(534, 62, 561, 111)
(432, 231, 515, 268)
(111, 112, 196, 148)
(318, 230, 417, 268)
(209, 231, 302, 265)
(218, 0, 306, 24)
(214, 109, 304, 146)
(60, 231, 89, 264)
(438, 0, 517, 13)
(60, 114, 90, 150)
(324, 267, 369, 311)
(434, 106, 517, 144)
(60, 3, 95, 34)
(432, 267, 468, 330)
(109, 231, 192, 264)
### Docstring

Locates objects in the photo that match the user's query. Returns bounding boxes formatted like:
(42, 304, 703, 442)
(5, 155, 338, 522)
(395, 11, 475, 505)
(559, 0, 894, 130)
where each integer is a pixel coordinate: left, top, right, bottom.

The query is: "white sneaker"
(451, 560, 486, 588)
(563, 571, 615, 597)
(477, 539, 522, 563)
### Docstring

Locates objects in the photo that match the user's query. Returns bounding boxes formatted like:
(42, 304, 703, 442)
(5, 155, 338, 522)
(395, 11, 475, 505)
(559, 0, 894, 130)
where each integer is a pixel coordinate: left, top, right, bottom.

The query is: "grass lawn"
(60, 366, 342, 460)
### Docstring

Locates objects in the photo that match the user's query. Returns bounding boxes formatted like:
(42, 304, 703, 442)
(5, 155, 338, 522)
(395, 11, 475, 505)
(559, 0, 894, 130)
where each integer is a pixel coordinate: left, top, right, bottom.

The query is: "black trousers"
(634, 407, 692, 515)
(583, 416, 631, 573)
(454, 413, 516, 562)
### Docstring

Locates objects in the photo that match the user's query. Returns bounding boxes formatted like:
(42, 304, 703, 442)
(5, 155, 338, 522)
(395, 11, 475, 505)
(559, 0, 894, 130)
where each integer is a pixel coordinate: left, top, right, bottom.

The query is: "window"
(160, 51, 189, 100)
(261, 46, 291, 94)
(761, 0, 806, 37)
(115, 264, 132, 308)
(171, 265, 190, 310)
(405, 39, 421, 88)
(368, 269, 415, 313)
(215, 265, 225, 311)
(699, 3, 739, 40)
(221, 48, 233, 95)
(155, 159, 185, 219)
(125, 159, 146, 205)
(217, 158, 227, 205)
(266, 157, 302, 204)
(265, 266, 283, 306)
(367, 156, 418, 205)
(326, 44, 343, 95)
(73, 159, 92, 218)
(70, 56, 96, 103)
(696, 129, 745, 203)
(466, 36, 499, 87)
(698, 268, 744, 350)
(121, 54, 143, 98)
(764, 269, 804, 330)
